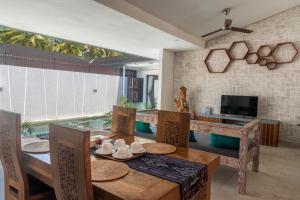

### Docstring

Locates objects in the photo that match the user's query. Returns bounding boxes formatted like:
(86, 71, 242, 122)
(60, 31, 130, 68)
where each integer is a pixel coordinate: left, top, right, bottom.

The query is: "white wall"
(158, 49, 174, 110)
(173, 6, 300, 143)
(0, 65, 121, 121)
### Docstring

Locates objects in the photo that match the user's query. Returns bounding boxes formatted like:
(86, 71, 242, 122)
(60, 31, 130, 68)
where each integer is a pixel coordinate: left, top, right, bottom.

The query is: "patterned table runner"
(126, 153, 207, 200)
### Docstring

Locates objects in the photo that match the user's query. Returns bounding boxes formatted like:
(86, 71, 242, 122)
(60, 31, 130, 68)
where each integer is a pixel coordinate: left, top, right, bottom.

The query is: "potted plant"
(119, 96, 134, 108)
(102, 111, 113, 130)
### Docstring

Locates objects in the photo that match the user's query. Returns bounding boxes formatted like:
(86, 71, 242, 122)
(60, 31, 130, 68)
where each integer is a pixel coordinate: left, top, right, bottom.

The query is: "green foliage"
(102, 96, 137, 129)
(0, 26, 122, 59)
(53, 42, 84, 57)
(143, 102, 153, 109)
(119, 96, 134, 108)
(21, 121, 33, 136)
(119, 96, 157, 110)
(102, 111, 113, 128)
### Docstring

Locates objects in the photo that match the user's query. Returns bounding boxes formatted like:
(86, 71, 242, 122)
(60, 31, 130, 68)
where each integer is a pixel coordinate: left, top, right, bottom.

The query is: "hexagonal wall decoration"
(267, 62, 277, 70)
(257, 45, 272, 57)
(245, 52, 259, 64)
(228, 41, 249, 60)
(258, 56, 275, 66)
(271, 42, 298, 64)
(204, 48, 231, 73)
(203, 41, 298, 73)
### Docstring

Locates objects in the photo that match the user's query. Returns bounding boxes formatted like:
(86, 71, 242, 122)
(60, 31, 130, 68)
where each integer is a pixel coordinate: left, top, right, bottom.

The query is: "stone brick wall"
(173, 6, 300, 144)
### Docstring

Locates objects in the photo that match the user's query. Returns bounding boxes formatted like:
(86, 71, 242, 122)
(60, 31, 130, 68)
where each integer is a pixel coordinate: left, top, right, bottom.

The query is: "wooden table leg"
(206, 178, 211, 200)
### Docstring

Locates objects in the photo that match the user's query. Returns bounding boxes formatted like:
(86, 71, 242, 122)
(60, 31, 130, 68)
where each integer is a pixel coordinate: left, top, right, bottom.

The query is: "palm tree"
(0, 28, 53, 50)
(0, 28, 20, 43)
(82, 46, 122, 59)
(53, 42, 84, 57)
(0, 26, 122, 59)
(26, 34, 53, 50)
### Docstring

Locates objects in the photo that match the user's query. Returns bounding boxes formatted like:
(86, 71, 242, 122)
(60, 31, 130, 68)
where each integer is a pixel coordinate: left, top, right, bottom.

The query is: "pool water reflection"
(22, 116, 106, 138)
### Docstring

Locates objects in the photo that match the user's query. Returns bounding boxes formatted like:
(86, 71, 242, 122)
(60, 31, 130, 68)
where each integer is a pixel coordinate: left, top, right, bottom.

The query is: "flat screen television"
(221, 95, 258, 117)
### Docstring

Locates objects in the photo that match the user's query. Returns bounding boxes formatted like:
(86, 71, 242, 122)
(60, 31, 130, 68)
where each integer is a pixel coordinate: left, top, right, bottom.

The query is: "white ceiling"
(0, 0, 299, 60)
(125, 0, 300, 39)
(0, 0, 201, 59)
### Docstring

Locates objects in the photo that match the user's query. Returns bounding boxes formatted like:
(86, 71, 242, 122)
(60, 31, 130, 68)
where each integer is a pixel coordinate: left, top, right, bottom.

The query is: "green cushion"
(209, 133, 240, 150)
(135, 121, 153, 134)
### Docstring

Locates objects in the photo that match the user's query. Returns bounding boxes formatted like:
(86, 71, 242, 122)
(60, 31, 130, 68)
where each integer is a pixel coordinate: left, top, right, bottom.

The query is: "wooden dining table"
(21, 134, 220, 200)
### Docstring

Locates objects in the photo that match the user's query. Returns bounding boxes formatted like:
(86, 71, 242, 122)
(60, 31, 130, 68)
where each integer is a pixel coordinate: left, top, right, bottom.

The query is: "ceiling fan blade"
(224, 19, 232, 28)
(231, 27, 253, 33)
(201, 28, 223, 37)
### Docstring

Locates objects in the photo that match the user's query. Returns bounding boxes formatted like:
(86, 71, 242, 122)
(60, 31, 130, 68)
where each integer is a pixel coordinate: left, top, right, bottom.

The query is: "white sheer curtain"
(0, 65, 121, 121)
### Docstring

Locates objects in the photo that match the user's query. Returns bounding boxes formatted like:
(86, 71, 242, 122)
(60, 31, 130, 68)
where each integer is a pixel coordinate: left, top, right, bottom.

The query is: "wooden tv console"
(197, 114, 280, 146)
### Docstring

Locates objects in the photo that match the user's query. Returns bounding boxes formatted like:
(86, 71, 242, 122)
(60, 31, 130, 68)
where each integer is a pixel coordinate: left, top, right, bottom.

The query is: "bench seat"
(190, 133, 240, 158)
(136, 131, 256, 158)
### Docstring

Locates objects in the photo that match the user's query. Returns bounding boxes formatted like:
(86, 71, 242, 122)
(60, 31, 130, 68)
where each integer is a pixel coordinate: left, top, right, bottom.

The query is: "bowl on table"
(130, 141, 146, 154)
(95, 142, 113, 155)
(112, 146, 133, 159)
(114, 139, 126, 149)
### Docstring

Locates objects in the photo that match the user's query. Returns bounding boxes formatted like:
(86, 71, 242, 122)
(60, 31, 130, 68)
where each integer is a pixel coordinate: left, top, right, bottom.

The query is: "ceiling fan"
(201, 8, 253, 37)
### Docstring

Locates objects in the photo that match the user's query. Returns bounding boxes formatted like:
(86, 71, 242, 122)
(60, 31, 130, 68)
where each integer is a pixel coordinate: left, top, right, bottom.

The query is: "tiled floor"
(211, 143, 300, 200)
(0, 144, 299, 200)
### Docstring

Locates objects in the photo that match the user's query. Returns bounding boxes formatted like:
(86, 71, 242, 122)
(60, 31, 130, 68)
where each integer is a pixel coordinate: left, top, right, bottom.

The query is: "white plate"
(112, 145, 130, 153)
(94, 148, 112, 156)
(112, 152, 133, 160)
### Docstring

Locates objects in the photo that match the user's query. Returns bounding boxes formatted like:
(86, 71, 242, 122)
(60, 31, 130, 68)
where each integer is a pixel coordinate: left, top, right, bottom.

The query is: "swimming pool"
(22, 116, 106, 137)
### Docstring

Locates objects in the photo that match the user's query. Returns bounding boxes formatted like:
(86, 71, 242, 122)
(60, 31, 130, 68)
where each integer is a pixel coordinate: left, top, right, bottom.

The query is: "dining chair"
(0, 110, 54, 200)
(49, 123, 94, 200)
(157, 110, 191, 147)
(111, 105, 136, 138)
